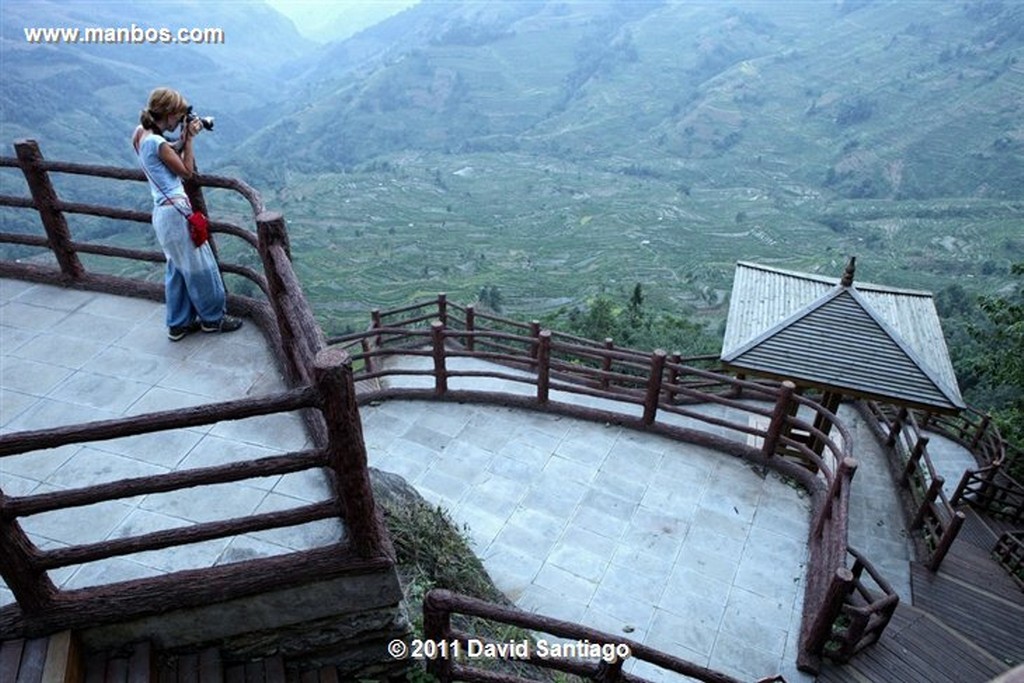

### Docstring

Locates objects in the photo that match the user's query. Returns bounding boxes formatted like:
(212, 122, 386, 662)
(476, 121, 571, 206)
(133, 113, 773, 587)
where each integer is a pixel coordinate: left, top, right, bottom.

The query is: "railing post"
(257, 212, 325, 383)
(431, 320, 448, 396)
(465, 305, 475, 352)
(763, 381, 796, 459)
(0, 492, 58, 614)
(600, 338, 614, 391)
(928, 510, 965, 571)
(423, 590, 453, 683)
(949, 469, 974, 507)
(814, 456, 858, 539)
(437, 292, 448, 327)
(805, 566, 855, 660)
(594, 658, 625, 683)
(911, 475, 945, 530)
(642, 350, 667, 426)
(529, 320, 541, 359)
(969, 414, 991, 451)
(900, 436, 929, 487)
(665, 353, 681, 404)
(183, 163, 221, 261)
(537, 330, 551, 405)
(371, 309, 383, 350)
(14, 139, 84, 280)
(313, 348, 385, 559)
(886, 407, 908, 447)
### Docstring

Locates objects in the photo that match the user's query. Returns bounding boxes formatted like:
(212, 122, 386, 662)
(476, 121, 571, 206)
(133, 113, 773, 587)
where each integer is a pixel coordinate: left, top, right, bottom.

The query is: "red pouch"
(187, 211, 209, 247)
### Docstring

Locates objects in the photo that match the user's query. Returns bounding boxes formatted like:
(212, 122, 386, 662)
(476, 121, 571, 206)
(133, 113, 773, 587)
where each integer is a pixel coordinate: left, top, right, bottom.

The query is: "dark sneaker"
(201, 315, 243, 334)
(168, 321, 200, 341)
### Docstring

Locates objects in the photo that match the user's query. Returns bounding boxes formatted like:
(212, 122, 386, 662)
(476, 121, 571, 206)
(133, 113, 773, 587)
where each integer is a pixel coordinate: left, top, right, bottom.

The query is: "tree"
(968, 263, 1024, 477)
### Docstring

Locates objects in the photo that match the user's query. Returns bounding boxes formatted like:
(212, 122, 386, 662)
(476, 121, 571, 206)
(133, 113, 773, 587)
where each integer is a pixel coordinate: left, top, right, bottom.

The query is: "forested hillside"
(2, 0, 1022, 444)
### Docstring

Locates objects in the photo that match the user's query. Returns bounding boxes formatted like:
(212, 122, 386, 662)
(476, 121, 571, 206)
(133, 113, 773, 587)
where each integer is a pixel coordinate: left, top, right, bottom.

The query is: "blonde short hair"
(139, 87, 189, 131)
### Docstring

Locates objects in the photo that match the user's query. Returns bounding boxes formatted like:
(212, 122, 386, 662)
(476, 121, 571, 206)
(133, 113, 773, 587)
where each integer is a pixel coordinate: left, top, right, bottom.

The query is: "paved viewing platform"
(0, 280, 981, 683)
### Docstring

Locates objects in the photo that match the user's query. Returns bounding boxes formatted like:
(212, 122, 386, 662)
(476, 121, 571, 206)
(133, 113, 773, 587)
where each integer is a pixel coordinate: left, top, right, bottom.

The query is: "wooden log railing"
(326, 298, 893, 674)
(0, 347, 389, 638)
(861, 402, 968, 570)
(0, 141, 891, 672)
(806, 547, 899, 663)
(0, 140, 391, 638)
(422, 588, 746, 683)
(992, 531, 1024, 591)
(951, 466, 1024, 525)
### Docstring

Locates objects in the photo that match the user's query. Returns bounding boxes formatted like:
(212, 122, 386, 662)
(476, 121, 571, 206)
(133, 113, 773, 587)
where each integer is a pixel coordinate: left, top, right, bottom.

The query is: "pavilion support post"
(809, 391, 842, 457)
(763, 381, 797, 459)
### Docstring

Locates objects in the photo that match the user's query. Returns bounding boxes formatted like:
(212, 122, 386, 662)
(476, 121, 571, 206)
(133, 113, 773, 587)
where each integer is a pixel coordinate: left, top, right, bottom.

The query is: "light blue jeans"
(152, 199, 226, 328)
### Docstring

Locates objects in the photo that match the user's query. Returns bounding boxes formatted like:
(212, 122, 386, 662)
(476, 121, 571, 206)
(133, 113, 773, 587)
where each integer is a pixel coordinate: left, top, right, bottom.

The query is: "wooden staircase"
(819, 505, 1024, 683)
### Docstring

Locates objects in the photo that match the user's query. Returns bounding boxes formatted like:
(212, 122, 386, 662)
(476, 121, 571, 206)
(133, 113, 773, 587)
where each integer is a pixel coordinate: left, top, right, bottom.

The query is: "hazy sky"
(265, 0, 419, 42)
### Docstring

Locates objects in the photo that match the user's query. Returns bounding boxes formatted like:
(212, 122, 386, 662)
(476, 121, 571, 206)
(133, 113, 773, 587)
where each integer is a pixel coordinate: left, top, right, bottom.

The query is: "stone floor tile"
(0, 325, 37, 356)
(92, 428, 205, 469)
(717, 587, 791, 655)
(126, 386, 217, 416)
(140, 480, 268, 524)
(1, 357, 75, 396)
(516, 583, 587, 624)
(647, 607, 718, 661)
(0, 302, 70, 331)
(543, 453, 600, 485)
(582, 590, 655, 641)
(247, 492, 345, 550)
(546, 540, 608, 583)
(48, 370, 152, 413)
(709, 631, 785, 682)
(1, 444, 82, 483)
(0, 388, 39, 429)
(21, 498, 134, 547)
(206, 410, 309, 450)
(64, 556, 165, 590)
(11, 333, 108, 370)
(533, 562, 599, 605)
(46, 447, 169, 504)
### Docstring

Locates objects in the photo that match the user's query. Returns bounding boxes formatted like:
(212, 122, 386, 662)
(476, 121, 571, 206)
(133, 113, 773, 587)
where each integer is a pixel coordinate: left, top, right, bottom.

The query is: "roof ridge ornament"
(841, 256, 856, 287)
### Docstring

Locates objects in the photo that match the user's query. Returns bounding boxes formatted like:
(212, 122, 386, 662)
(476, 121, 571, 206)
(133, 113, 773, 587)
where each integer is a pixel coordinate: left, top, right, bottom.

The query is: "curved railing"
(0, 140, 384, 641)
(0, 140, 895, 674)
(328, 294, 897, 674)
(862, 399, 1022, 569)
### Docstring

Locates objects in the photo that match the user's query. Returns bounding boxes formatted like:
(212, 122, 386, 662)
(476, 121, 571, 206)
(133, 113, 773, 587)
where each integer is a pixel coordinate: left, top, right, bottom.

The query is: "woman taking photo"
(133, 87, 242, 341)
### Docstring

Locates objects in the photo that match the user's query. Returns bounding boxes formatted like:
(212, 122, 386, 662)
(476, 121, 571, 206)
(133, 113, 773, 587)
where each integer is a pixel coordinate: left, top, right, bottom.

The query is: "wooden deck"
(820, 505, 1024, 682)
(817, 603, 1007, 683)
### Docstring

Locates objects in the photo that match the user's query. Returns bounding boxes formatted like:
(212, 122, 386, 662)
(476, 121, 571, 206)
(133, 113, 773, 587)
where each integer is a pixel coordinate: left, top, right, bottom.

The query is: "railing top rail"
(1, 148, 265, 217)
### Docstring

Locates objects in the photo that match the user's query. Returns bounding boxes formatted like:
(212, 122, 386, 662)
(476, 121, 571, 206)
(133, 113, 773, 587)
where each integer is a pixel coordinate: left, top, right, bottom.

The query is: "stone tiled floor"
(362, 397, 813, 682)
(0, 279, 338, 603)
(0, 280, 984, 683)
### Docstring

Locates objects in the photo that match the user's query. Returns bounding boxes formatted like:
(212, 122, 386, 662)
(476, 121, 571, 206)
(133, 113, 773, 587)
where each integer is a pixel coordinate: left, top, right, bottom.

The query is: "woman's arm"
(157, 119, 201, 178)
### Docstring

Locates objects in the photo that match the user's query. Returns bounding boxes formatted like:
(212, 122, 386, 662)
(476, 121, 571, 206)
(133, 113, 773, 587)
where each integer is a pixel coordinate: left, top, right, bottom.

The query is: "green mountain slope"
(214, 0, 1023, 336)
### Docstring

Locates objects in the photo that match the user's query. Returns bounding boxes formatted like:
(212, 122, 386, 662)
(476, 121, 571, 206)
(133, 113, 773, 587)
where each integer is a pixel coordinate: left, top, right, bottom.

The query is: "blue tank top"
(137, 132, 186, 205)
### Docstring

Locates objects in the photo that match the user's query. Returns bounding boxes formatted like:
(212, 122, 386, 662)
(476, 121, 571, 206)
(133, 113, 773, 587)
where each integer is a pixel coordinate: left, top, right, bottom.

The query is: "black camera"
(185, 105, 215, 131)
